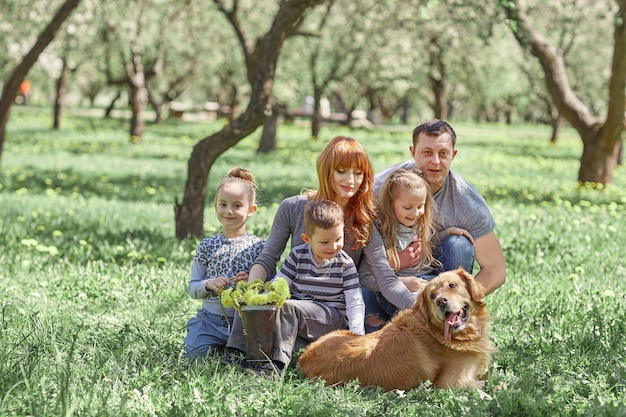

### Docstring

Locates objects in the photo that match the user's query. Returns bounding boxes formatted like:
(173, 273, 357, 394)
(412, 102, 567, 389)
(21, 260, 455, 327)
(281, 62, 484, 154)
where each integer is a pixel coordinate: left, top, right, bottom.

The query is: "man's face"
(410, 132, 457, 193)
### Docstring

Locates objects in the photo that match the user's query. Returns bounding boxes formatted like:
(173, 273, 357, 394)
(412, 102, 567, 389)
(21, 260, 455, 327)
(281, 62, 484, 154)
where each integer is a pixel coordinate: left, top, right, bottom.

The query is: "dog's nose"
(436, 297, 448, 307)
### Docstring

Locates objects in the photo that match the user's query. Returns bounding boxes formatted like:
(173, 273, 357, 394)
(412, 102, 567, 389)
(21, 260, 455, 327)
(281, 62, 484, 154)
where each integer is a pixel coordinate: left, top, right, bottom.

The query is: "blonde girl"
(363, 168, 473, 328)
(377, 168, 439, 282)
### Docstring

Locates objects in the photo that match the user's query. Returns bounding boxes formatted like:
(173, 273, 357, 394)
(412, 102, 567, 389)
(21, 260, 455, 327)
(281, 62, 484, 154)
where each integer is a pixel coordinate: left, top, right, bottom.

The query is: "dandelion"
(220, 278, 291, 312)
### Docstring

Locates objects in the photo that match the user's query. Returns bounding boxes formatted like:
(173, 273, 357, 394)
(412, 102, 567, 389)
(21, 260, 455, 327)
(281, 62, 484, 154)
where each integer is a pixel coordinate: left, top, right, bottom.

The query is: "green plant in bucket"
(221, 278, 290, 311)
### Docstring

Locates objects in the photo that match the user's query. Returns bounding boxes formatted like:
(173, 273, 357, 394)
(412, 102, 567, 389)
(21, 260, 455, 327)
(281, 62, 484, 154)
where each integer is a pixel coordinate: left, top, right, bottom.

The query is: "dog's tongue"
(444, 312, 464, 342)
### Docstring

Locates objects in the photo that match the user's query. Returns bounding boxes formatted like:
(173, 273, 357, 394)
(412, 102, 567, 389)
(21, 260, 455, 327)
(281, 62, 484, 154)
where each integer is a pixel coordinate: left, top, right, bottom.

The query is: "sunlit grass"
(1, 110, 625, 416)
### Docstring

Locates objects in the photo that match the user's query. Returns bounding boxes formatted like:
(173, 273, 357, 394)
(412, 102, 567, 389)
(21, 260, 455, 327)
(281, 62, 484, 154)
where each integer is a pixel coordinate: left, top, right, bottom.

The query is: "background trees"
(173, 0, 326, 238)
(0, 0, 81, 166)
(502, 0, 625, 185)
(1, 0, 624, 236)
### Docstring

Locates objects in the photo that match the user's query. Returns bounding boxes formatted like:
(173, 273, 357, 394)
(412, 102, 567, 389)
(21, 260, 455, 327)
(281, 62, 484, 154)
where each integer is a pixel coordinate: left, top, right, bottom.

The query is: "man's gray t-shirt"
(374, 160, 495, 240)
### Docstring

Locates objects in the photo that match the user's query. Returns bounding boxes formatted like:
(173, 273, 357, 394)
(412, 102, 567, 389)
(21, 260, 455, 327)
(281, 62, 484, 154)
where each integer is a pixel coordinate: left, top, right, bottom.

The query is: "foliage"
(1, 0, 618, 126)
(221, 278, 291, 311)
(1, 111, 626, 416)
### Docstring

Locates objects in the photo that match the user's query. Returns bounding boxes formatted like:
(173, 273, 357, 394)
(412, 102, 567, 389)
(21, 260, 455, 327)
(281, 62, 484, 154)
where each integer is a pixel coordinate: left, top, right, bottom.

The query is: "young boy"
(234, 199, 365, 378)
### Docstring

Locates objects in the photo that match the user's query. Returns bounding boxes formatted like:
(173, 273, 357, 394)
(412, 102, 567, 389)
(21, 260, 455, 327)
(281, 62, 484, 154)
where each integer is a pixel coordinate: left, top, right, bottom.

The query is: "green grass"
(1, 109, 625, 416)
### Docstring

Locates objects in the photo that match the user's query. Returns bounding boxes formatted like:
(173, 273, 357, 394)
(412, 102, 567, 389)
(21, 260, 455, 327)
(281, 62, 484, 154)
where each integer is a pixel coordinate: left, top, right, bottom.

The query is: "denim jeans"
(362, 288, 390, 333)
(436, 234, 475, 273)
(183, 309, 232, 358)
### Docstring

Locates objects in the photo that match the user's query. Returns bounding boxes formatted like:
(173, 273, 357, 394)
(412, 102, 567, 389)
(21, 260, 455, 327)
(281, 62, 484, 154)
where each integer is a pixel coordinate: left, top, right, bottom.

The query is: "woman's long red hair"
(311, 136, 376, 250)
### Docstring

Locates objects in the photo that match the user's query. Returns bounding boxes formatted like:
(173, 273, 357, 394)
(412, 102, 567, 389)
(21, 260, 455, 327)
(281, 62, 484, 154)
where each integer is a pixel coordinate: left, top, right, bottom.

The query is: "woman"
(249, 135, 376, 283)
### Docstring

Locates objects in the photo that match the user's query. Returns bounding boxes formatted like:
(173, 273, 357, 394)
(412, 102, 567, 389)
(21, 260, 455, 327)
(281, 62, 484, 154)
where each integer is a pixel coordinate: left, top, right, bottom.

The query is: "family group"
(181, 119, 507, 379)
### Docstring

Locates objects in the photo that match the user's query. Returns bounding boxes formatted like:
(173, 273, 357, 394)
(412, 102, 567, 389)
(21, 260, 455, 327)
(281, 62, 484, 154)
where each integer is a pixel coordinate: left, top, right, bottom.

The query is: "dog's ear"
(457, 267, 485, 302)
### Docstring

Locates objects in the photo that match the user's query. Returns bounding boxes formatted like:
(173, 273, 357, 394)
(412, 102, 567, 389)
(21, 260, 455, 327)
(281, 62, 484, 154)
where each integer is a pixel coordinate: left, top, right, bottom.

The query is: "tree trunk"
(147, 92, 163, 124)
(430, 75, 447, 120)
(128, 47, 148, 140)
(175, 127, 250, 237)
(311, 87, 323, 139)
(175, 0, 325, 239)
(578, 0, 626, 184)
(53, 56, 72, 130)
(428, 36, 448, 120)
(227, 84, 239, 123)
(549, 113, 563, 144)
(104, 90, 121, 118)
(129, 83, 147, 140)
(87, 91, 98, 107)
(400, 97, 409, 124)
(503, 0, 626, 186)
(576, 128, 617, 185)
(0, 0, 81, 168)
(258, 100, 278, 153)
(579, 126, 623, 184)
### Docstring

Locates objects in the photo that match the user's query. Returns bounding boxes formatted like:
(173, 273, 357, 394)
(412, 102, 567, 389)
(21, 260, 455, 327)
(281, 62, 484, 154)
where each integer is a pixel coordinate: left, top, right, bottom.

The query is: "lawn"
(1, 109, 625, 416)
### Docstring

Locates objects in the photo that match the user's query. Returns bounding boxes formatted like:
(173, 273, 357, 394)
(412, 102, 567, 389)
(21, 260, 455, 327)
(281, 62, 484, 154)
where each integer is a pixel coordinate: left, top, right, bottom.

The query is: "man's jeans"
(437, 234, 475, 273)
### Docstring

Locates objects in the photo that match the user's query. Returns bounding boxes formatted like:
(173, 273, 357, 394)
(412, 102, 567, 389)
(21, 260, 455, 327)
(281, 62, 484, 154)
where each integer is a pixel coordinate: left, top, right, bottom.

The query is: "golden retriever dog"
(298, 268, 496, 390)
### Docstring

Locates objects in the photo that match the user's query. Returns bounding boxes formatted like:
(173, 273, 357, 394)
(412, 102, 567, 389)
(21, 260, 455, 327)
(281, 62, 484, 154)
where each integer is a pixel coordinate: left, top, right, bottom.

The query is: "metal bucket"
(240, 304, 277, 362)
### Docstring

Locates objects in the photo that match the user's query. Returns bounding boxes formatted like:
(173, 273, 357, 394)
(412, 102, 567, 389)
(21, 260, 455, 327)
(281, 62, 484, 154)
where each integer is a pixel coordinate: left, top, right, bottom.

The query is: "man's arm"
(472, 230, 506, 295)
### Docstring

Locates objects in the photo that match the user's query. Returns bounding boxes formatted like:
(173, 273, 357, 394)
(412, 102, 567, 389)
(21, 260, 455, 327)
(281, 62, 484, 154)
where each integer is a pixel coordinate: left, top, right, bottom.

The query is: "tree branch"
(503, 0, 600, 134)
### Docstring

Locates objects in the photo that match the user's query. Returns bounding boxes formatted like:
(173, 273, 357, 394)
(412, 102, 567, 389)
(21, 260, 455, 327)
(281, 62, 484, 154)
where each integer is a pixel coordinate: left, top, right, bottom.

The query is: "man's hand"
(397, 240, 422, 269)
(446, 227, 475, 245)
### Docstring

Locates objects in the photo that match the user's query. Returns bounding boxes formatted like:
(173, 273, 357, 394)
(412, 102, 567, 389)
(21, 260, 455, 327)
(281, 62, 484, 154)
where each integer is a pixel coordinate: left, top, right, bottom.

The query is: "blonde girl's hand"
(446, 227, 475, 245)
(399, 276, 428, 292)
(205, 276, 231, 293)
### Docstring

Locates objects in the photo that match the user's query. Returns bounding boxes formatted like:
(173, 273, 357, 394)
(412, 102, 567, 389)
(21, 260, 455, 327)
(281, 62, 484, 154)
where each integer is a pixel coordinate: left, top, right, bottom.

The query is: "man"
(375, 119, 506, 296)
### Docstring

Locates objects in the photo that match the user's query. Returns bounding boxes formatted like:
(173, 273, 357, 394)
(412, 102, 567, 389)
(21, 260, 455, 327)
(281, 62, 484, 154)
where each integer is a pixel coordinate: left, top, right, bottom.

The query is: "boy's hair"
(377, 168, 437, 271)
(412, 119, 457, 148)
(304, 200, 344, 237)
(311, 136, 375, 250)
(214, 167, 258, 208)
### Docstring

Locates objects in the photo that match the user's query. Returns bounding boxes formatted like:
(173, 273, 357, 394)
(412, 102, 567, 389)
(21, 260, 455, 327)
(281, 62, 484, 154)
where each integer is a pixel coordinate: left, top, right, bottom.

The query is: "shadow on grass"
(479, 183, 626, 208)
(462, 140, 581, 162)
(1, 167, 311, 208)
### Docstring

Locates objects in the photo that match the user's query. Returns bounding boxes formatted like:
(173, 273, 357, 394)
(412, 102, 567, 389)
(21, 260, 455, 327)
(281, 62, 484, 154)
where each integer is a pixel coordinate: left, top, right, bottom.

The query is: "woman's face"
(331, 166, 364, 207)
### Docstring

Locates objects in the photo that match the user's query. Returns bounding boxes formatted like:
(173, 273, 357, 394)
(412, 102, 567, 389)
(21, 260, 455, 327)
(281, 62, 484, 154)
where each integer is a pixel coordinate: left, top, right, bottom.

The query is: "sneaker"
(245, 360, 284, 380)
(364, 313, 386, 333)
(220, 348, 248, 368)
